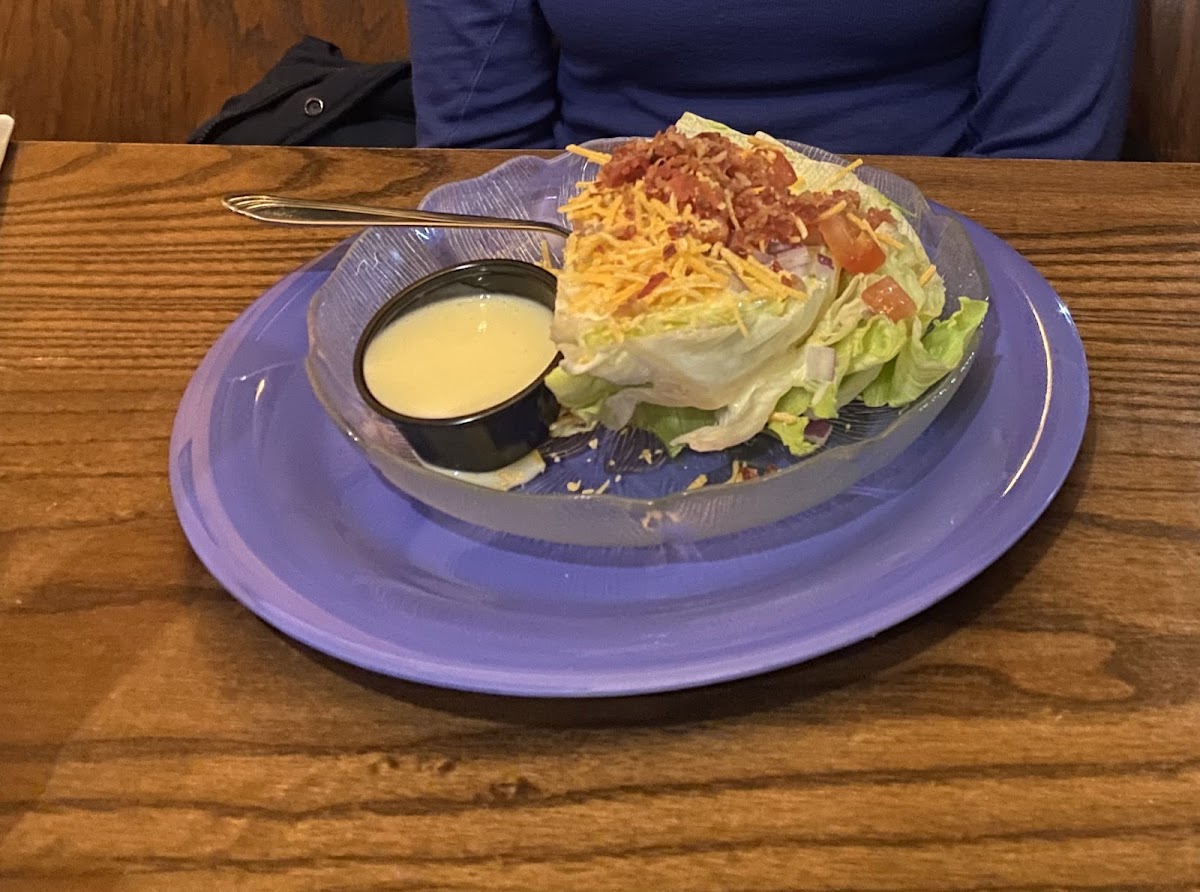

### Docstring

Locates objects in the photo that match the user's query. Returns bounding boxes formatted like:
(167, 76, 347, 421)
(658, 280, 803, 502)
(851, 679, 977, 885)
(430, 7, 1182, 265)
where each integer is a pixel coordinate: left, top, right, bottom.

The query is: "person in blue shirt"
(408, 0, 1137, 159)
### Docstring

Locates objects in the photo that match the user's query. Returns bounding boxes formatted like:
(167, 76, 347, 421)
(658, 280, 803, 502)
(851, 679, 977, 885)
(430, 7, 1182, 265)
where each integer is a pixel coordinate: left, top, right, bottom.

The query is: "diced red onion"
(805, 419, 833, 446)
(773, 246, 810, 277)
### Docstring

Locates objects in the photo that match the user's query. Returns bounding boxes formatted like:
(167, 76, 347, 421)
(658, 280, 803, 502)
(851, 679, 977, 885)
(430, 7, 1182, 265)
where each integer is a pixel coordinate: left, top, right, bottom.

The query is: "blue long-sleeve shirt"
(408, 0, 1136, 159)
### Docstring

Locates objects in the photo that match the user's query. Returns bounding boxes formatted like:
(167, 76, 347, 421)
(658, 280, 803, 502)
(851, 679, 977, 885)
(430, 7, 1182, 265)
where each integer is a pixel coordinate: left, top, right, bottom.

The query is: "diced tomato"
(816, 213, 886, 274)
(861, 276, 917, 321)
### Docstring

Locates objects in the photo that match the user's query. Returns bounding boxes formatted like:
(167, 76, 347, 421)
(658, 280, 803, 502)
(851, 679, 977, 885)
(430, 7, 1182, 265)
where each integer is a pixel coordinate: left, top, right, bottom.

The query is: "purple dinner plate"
(169, 214, 1088, 697)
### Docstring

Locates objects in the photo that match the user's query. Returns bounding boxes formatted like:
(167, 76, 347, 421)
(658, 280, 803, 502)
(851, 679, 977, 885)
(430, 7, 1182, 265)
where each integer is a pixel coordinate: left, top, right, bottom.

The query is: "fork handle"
(223, 194, 571, 237)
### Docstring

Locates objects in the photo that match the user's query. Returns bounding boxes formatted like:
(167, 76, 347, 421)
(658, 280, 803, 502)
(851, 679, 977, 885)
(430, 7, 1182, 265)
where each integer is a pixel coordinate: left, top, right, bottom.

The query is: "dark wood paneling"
(0, 0, 409, 143)
(1130, 0, 1200, 161)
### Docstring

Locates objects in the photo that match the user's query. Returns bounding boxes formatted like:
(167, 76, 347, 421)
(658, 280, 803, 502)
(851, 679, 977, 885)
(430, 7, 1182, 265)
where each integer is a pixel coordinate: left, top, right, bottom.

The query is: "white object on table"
(0, 115, 13, 169)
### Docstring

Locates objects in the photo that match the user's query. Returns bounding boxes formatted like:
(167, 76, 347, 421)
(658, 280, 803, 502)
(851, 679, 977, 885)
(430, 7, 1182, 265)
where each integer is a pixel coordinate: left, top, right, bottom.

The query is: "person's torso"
(537, 0, 986, 155)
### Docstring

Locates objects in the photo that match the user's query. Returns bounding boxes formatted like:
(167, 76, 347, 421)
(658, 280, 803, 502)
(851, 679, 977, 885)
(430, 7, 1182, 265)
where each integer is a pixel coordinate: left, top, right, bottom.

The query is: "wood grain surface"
(1, 142, 1199, 890)
(0, 0, 409, 143)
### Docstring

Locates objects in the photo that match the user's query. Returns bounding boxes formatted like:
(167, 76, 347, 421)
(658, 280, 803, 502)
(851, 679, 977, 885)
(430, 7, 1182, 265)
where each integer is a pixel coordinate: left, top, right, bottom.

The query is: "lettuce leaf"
(774, 387, 813, 417)
(628, 403, 715, 456)
(767, 415, 819, 457)
(546, 369, 714, 455)
(861, 297, 987, 408)
(554, 259, 836, 413)
(545, 367, 622, 415)
(806, 313, 909, 418)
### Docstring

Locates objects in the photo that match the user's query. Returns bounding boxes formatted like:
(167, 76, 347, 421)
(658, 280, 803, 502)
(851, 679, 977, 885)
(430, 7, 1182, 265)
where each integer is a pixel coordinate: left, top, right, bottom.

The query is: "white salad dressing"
(362, 293, 556, 419)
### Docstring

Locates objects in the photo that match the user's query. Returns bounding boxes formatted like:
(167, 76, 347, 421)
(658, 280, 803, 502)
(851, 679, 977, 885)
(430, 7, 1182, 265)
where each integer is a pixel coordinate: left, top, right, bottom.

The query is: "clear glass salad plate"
(306, 139, 990, 548)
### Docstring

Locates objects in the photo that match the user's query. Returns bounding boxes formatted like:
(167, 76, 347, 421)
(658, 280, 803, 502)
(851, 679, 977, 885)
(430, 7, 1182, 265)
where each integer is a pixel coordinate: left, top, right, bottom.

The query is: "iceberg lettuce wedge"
(546, 114, 987, 462)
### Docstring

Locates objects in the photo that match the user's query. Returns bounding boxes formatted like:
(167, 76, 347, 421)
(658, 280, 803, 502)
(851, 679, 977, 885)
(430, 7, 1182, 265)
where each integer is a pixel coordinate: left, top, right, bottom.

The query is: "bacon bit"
(594, 127, 857, 256)
(662, 243, 677, 260)
(781, 273, 797, 288)
(615, 224, 636, 240)
(686, 474, 709, 491)
(635, 271, 669, 300)
(764, 150, 798, 188)
(864, 207, 895, 229)
(739, 466, 760, 481)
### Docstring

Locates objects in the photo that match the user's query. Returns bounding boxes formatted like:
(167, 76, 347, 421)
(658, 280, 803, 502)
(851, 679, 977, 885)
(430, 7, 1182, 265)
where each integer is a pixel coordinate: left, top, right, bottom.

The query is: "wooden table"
(2, 141, 1198, 890)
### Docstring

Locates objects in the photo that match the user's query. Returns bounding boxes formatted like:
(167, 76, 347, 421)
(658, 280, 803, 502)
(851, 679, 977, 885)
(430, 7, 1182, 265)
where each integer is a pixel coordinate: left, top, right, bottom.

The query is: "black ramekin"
(353, 259, 561, 473)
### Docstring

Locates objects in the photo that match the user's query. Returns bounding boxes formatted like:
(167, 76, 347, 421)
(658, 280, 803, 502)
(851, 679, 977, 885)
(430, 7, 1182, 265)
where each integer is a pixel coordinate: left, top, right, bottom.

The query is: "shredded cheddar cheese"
(816, 199, 848, 222)
(877, 230, 906, 251)
(847, 211, 885, 251)
(557, 177, 807, 331)
(566, 144, 613, 165)
(919, 264, 938, 286)
(827, 158, 865, 186)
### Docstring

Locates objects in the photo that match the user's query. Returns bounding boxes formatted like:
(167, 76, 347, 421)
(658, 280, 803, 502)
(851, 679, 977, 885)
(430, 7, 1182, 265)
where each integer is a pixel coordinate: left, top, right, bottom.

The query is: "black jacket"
(189, 36, 416, 148)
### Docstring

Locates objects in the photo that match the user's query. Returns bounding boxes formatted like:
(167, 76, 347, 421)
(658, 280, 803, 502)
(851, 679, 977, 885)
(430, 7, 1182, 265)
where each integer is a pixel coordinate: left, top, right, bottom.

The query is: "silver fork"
(222, 194, 571, 238)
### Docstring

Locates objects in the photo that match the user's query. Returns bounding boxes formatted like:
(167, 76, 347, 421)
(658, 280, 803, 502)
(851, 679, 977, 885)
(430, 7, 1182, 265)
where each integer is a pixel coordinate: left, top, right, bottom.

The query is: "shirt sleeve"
(963, 0, 1137, 159)
(408, 0, 559, 148)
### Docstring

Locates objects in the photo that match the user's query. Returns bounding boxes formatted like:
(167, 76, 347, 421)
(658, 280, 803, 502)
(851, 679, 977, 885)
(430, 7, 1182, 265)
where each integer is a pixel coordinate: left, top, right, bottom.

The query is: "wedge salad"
(545, 113, 987, 458)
